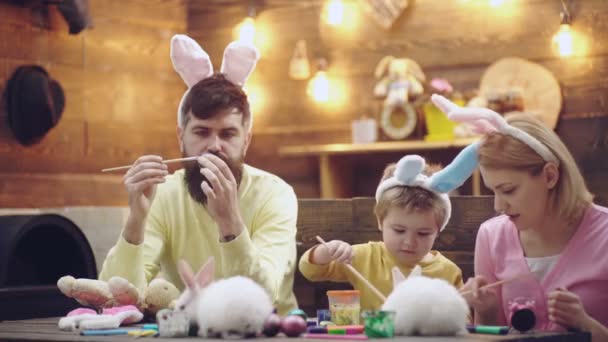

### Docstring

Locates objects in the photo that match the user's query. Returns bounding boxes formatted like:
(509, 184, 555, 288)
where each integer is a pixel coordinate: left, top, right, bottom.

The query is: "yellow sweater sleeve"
(298, 242, 390, 311)
(98, 194, 168, 292)
(218, 184, 298, 310)
(298, 246, 351, 282)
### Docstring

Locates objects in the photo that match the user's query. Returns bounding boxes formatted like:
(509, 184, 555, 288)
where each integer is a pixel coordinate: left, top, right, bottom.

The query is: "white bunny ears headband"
(375, 143, 479, 232)
(430, 94, 559, 164)
(170, 34, 260, 130)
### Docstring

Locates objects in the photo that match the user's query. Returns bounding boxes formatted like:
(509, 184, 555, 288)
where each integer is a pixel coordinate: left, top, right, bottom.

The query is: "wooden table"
(0, 318, 590, 341)
(278, 138, 481, 198)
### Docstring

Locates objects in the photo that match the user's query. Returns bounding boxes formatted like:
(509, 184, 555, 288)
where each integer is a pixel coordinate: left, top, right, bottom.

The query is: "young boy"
(299, 148, 478, 310)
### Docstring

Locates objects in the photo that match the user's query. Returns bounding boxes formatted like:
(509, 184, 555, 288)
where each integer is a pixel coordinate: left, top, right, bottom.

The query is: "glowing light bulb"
(326, 0, 344, 26)
(308, 71, 330, 103)
(553, 23, 574, 57)
(238, 17, 256, 45)
(489, 0, 505, 7)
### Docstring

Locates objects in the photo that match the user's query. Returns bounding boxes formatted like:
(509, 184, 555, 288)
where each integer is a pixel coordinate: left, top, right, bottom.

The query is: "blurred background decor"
(0, 0, 606, 204)
(373, 55, 425, 140)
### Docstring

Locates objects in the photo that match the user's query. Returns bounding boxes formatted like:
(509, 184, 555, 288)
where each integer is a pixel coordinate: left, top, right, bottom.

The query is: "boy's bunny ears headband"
(430, 94, 559, 164)
(170, 34, 260, 130)
(375, 143, 479, 231)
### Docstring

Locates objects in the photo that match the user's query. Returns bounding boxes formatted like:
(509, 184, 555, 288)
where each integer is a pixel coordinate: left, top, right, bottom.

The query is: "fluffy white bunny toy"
(175, 257, 274, 338)
(196, 274, 274, 338)
(382, 266, 469, 336)
(174, 257, 215, 325)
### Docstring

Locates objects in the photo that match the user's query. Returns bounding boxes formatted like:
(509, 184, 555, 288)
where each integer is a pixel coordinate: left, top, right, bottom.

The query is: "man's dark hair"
(180, 73, 250, 128)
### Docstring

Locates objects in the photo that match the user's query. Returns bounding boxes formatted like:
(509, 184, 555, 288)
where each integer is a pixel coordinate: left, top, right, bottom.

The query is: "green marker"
(328, 328, 346, 335)
(467, 324, 509, 335)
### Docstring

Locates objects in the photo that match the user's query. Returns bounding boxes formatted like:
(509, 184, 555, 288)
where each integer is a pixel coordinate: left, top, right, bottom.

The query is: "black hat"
(4, 65, 65, 146)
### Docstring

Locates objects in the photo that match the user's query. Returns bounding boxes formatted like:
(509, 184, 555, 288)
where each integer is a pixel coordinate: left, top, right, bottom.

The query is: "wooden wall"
(189, 0, 608, 202)
(1, 0, 607, 207)
(0, 0, 187, 207)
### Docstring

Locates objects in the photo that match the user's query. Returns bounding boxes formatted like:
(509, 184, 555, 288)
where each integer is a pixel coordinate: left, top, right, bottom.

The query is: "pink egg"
(263, 313, 282, 337)
(281, 315, 307, 338)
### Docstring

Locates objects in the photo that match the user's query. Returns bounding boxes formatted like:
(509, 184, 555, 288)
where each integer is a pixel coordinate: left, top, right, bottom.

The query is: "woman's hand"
(460, 276, 500, 324)
(547, 288, 592, 331)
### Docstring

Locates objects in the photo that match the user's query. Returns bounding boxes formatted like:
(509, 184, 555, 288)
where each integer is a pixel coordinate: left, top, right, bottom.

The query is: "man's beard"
(183, 151, 244, 205)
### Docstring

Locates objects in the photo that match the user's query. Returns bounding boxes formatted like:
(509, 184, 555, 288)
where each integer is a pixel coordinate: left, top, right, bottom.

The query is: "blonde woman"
(433, 95, 608, 341)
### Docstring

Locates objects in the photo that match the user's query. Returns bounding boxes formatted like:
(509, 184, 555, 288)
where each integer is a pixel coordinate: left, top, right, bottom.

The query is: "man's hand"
(548, 288, 592, 331)
(197, 153, 244, 238)
(123, 155, 168, 244)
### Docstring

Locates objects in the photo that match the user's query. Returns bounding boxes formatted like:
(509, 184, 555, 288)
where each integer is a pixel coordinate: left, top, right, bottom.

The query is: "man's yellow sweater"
(99, 165, 298, 315)
(299, 241, 463, 311)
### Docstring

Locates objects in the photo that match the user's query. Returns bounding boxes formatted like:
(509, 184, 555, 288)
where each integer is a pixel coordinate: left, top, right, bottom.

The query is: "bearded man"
(99, 36, 298, 315)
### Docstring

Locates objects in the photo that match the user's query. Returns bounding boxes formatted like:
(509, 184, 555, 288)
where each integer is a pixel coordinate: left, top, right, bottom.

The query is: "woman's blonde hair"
(478, 112, 593, 222)
(374, 163, 446, 229)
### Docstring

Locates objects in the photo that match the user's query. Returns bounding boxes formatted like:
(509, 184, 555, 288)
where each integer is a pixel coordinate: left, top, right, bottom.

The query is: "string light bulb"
(489, 0, 506, 7)
(552, 2, 573, 57)
(326, 0, 344, 26)
(237, 16, 256, 45)
(553, 23, 573, 57)
(308, 59, 330, 103)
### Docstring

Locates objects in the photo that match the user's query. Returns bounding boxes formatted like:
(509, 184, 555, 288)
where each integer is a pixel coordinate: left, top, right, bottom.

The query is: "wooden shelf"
(279, 138, 481, 198)
(278, 138, 478, 157)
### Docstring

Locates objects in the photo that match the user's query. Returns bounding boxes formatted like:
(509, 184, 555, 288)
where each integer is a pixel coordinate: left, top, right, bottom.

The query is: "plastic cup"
(362, 310, 396, 338)
(326, 290, 360, 325)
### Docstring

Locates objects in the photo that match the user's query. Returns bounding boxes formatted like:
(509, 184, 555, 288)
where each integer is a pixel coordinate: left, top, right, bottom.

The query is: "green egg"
(287, 309, 308, 320)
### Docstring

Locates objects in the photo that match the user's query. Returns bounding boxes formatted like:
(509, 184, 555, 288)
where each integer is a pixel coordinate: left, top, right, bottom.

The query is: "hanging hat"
(4, 65, 65, 146)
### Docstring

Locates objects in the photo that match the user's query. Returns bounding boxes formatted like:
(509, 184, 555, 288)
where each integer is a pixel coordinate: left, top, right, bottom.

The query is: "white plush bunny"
(196, 275, 274, 338)
(174, 257, 215, 325)
(382, 266, 468, 336)
(175, 257, 274, 338)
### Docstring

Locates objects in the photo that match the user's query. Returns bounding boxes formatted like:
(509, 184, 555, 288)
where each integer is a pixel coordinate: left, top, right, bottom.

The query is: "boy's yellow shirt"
(299, 241, 463, 311)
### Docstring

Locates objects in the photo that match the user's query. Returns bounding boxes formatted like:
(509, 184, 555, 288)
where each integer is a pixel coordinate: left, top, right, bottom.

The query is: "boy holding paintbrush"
(299, 145, 479, 310)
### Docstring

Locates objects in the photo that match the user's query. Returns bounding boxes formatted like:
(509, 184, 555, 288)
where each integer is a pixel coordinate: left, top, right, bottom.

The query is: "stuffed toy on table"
(56, 275, 180, 331)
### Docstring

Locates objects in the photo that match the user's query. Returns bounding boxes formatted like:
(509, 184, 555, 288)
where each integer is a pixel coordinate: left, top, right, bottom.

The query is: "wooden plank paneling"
(188, 0, 608, 199)
(84, 19, 179, 73)
(1, 0, 607, 206)
(83, 68, 184, 124)
(90, 0, 187, 31)
(0, 173, 126, 207)
(0, 0, 187, 207)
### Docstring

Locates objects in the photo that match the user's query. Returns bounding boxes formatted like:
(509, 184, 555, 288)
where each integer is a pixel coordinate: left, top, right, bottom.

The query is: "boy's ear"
(377, 217, 383, 231)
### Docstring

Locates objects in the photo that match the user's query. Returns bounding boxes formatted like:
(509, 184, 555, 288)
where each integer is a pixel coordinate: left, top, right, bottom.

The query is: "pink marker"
(303, 333, 368, 340)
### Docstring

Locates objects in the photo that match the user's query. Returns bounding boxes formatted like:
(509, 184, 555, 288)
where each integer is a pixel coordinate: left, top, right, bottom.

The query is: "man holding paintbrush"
(99, 35, 298, 315)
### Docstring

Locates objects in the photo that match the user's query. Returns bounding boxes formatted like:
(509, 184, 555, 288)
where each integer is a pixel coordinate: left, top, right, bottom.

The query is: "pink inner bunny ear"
(178, 259, 196, 289)
(408, 265, 422, 278)
(431, 94, 460, 115)
(194, 256, 215, 288)
(471, 119, 498, 134)
(220, 41, 260, 87)
(170, 34, 213, 88)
